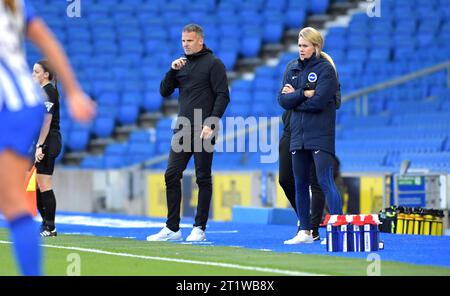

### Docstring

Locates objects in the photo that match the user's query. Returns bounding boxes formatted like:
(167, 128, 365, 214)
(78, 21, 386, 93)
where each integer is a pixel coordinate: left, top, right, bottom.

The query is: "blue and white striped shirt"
(0, 0, 42, 112)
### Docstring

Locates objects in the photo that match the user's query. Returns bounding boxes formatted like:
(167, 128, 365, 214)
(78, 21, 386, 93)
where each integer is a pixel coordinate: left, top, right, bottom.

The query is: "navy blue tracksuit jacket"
(278, 54, 338, 155)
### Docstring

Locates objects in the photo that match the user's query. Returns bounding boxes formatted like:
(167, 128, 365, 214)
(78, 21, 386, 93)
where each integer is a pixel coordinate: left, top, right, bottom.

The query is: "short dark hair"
(183, 24, 204, 38)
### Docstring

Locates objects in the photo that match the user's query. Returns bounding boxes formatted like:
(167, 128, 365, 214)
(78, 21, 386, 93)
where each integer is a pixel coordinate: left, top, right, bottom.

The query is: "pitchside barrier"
(51, 168, 449, 233)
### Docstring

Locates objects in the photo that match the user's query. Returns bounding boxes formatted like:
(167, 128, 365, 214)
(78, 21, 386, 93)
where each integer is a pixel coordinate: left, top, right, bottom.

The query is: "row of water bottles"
(323, 214, 384, 252)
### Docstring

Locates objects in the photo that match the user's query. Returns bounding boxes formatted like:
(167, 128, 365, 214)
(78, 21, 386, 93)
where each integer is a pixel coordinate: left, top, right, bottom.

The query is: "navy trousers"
(292, 149, 343, 231)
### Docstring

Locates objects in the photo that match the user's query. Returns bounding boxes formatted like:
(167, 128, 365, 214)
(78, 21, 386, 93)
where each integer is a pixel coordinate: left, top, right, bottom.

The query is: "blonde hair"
(299, 27, 337, 72)
(3, 0, 16, 13)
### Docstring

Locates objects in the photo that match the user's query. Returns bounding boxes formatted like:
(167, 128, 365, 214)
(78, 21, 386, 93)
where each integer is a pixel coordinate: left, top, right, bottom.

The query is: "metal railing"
(342, 60, 450, 116)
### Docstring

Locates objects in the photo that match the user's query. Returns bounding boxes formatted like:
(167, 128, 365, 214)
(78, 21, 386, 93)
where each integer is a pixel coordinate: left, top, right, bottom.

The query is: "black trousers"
(279, 133, 337, 231)
(165, 134, 214, 232)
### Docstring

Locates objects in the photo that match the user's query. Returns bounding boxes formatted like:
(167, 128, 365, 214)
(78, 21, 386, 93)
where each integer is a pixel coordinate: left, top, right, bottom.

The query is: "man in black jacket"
(147, 24, 230, 242)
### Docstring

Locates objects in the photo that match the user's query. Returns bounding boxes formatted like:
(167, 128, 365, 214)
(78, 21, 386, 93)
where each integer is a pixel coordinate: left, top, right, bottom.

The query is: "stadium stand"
(26, 0, 450, 173)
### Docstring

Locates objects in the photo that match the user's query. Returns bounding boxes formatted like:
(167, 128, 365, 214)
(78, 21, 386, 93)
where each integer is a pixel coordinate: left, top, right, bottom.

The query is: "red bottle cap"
(333, 215, 348, 226)
(351, 215, 365, 226)
(320, 214, 331, 226)
(363, 215, 377, 225)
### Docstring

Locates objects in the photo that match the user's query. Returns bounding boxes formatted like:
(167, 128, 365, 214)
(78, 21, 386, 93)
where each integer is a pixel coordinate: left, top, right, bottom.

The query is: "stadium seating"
(27, 0, 450, 173)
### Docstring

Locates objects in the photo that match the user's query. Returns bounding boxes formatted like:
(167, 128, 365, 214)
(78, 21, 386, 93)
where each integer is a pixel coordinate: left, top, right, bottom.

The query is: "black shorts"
(35, 130, 62, 175)
(35, 152, 56, 175)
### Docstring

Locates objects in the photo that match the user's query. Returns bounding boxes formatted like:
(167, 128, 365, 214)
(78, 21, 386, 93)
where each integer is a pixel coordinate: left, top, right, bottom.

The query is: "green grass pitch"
(1, 229, 449, 276)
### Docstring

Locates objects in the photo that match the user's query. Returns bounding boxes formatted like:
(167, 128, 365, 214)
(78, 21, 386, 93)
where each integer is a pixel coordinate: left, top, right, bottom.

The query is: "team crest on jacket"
(308, 72, 317, 82)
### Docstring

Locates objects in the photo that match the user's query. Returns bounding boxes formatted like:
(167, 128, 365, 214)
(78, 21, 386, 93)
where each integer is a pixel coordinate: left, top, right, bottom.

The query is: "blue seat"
(129, 130, 154, 143)
(226, 103, 252, 117)
(368, 48, 391, 61)
(263, 21, 284, 43)
(230, 90, 252, 104)
(217, 50, 238, 71)
(422, 31, 439, 47)
(346, 49, 367, 62)
(394, 19, 417, 34)
(251, 101, 281, 117)
(324, 34, 347, 50)
(97, 104, 118, 119)
(240, 35, 261, 58)
(93, 40, 118, 55)
(265, 0, 287, 12)
(253, 77, 277, 92)
(104, 155, 125, 168)
(67, 130, 90, 152)
(310, 0, 329, 14)
(156, 140, 171, 154)
(327, 26, 347, 38)
(128, 142, 156, 155)
(92, 117, 115, 138)
(253, 90, 276, 103)
(285, 8, 306, 29)
(66, 27, 91, 41)
(143, 91, 163, 112)
(231, 79, 253, 92)
(80, 156, 104, 169)
(105, 143, 128, 155)
(119, 42, 144, 56)
(347, 35, 369, 49)
(96, 91, 120, 106)
(287, 0, 308, 10)
(118, 104, 140, 125)
(121, 91, 143, 105)
(156, 117, 176, 133)
(370, 19, 393, 34)
(255, 66, 276, 79)
(239, 10, 263, 26)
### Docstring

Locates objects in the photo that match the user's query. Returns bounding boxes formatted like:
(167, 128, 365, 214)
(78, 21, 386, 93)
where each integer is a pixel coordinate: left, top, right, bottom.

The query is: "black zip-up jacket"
(280, 58, 341, 138)
(278, 55, 338, 154)
(160, 46, 230, 130)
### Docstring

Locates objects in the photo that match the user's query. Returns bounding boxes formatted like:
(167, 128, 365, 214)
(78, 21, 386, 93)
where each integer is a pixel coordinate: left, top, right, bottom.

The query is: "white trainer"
(320, 238, 327, 245)
(283, 230, 314, 244)
(146, 227, 182, 242)
(186, 226, 206, 242)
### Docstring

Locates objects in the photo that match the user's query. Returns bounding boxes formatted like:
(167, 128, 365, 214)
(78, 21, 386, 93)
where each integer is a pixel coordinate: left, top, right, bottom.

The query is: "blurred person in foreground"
(0, 0, 95, 275)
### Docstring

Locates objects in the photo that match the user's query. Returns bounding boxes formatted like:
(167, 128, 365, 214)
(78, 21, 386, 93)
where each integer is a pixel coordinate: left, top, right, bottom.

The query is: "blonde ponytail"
(320, 51, 337, 72)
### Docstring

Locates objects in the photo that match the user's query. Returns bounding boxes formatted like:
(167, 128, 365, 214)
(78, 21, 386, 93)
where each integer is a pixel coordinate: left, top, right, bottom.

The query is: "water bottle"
(363, 215, 379, 252)
(396, 212, 405, 234)
(421, 212, 433, 235)
(349, 215, 365, 252)
(326, 215, 347, 252)
(413, 213, 422, 235)
(326, 223, 339, 252)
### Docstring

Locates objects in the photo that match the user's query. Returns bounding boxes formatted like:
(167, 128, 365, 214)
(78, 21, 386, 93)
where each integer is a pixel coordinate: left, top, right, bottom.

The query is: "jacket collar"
(184, 45, 212, 60)
(294, 54, 320, 70)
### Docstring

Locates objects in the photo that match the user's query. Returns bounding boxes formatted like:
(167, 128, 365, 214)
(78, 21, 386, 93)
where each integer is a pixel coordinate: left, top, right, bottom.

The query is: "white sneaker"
(283, 230, 314, 244)
(146, 227, 182, 242)
(186, 226, 206, 242)
(320, 238, 327, 245)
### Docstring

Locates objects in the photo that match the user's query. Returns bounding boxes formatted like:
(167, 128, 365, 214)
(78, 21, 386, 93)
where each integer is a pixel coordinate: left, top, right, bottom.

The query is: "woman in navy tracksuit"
(278, 27, 343, 244)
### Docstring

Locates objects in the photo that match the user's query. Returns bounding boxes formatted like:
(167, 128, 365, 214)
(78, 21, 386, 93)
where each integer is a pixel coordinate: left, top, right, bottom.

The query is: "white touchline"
(0, 240, 326, 276)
